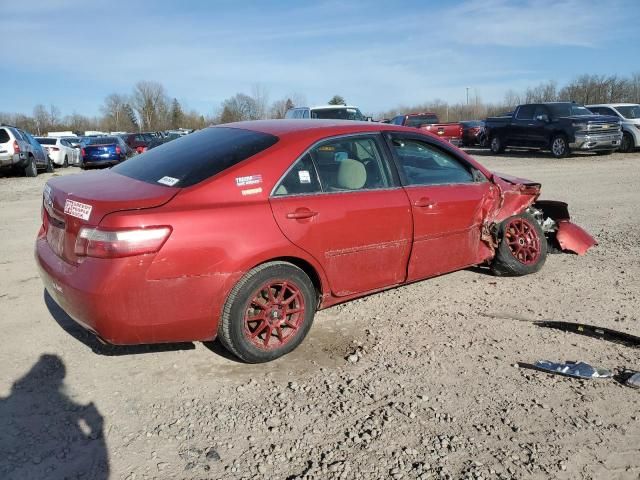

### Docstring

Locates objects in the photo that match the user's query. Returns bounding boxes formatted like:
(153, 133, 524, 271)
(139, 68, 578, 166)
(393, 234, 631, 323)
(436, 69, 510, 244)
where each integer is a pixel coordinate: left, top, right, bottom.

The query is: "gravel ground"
(0, 150, 639, 480)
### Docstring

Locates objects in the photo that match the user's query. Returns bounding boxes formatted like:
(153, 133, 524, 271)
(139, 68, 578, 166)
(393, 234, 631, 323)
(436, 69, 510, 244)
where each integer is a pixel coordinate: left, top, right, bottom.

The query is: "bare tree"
(218, 93, 261, 123)
(101, 94, 129, 131)
(269, 97, 294, 119)
(33, 104, 49, 135)
(131, 81, 168, 131)
(252, 84, 270, 120)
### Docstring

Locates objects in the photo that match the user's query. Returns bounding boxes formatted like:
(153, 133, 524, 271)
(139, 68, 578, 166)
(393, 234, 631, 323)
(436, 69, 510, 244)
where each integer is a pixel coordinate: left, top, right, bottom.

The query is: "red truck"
(389, 113, 463, 146)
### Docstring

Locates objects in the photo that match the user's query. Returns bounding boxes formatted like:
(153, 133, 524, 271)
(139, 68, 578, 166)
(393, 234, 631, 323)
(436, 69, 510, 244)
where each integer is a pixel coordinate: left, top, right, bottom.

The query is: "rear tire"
(218, 262, 316, 363)
(550, 135, 569, 158)
(490, 135, 505, 154)
(63, 156, 69, 168)
(24, 155, 37, 177)
(491, 213, 547, 276)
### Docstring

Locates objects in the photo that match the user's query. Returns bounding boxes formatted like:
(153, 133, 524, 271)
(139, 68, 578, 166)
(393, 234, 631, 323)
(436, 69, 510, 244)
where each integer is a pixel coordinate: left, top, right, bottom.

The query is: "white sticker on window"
(298, 170, 311, 184)
(157, 176, 179, 186)
(64, 199, 92, 221)
(235, 174, 263, 187)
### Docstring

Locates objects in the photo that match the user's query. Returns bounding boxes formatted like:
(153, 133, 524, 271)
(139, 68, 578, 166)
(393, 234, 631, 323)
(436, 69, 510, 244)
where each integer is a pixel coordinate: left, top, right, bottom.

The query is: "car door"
(386, 133, 494, 281)
(512, 105, 536, 146)
(531, 105, 551, 147)
(269, 134, 413, 297)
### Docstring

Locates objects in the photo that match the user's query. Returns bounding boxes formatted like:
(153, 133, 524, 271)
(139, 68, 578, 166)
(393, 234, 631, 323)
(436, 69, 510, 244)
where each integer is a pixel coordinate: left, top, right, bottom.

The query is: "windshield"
(36, 138, 57, 145)
(615, 105, 640, 119)
(112, 127, 279, 188)
(311, 108, 365, 121)
(548, 104, 592, 118)
(405, 114, 439, 127)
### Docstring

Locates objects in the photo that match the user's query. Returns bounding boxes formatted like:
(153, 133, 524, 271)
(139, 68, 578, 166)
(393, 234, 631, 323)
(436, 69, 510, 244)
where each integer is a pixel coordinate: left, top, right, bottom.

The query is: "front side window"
(391, 137, 475, 186)
(273, 136, 391, 195)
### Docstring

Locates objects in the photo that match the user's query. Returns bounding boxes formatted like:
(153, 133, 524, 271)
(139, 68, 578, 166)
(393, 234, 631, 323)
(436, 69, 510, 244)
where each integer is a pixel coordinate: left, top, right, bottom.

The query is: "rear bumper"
(35, 236, 227, 344)
(0, 152, 27, 168)
(82, 157, 121, 168)
(570, 132, 622, 151)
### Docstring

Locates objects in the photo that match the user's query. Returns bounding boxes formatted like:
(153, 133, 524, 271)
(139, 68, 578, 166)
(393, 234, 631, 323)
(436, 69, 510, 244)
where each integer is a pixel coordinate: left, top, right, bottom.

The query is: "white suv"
(0, 125, 52, 176)
(285, 105, 369, 121)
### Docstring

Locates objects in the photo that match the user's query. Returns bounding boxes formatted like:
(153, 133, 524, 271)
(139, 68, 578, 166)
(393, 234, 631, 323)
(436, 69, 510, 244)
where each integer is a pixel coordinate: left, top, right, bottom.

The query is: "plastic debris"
(534, 360, 612, 379)
(625, 372, 640, 389)
(535, 321, 640, 348)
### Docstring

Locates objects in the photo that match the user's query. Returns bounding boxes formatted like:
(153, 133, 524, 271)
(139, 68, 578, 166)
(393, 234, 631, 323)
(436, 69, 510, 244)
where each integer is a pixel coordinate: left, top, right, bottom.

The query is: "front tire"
(24, 155, 37, 177)
(550, 135, 569, 158)
(620, 132, 634, 153)
(490, 135, 505, 154)
(218, 262, 316, 363)
(491, 213, 547, 276)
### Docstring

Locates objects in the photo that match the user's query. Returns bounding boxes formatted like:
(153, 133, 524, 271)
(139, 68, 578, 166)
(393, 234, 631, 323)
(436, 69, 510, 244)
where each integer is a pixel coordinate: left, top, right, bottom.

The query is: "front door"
(269, 134, 412, 297)
(386, 134, 493, 281)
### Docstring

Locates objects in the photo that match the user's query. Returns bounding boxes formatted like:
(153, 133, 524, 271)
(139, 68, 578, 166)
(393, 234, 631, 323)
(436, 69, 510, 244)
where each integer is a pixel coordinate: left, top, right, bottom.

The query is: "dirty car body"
(35, 120, 596, 361)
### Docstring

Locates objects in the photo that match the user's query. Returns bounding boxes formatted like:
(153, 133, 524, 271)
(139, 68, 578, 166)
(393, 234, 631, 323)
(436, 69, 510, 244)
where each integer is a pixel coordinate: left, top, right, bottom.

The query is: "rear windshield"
(37, 138, 57, 145)
(85, 136, 118, 145)
(405, 114, 438, 127)
(112, 127, 279, 188)
(311, 108, 365, 121)
(0, 129, 10, 143)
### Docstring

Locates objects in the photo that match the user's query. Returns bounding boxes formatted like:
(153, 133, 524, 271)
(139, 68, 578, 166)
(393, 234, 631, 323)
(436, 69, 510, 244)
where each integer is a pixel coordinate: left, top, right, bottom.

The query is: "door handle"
(413, 197, 437, 209)
(286, 208, 318, 219)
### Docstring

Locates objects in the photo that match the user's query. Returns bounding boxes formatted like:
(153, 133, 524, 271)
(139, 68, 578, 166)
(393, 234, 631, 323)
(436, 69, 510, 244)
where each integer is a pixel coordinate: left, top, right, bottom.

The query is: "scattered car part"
(535, 321, 640, 348)
(534, 360, 612, 379)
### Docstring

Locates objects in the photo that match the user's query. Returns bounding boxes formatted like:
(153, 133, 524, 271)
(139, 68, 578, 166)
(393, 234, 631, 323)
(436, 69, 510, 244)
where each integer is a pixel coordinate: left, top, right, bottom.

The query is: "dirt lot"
(1, 150, 639, 480)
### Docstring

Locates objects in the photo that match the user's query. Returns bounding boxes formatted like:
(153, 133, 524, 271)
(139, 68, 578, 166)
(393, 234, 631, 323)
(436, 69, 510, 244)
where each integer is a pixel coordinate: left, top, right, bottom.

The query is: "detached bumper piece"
(532, 200, 597, 255)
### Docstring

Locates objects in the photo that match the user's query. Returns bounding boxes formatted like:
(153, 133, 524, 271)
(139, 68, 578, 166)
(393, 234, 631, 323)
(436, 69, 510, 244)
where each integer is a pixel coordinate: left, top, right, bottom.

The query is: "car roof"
(587, 103, 639, 107)
(218, 119, 412, 138)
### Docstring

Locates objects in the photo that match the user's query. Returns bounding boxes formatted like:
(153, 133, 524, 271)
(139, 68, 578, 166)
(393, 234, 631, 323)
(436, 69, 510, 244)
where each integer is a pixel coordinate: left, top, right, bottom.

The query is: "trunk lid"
(43, 170, 179, 263)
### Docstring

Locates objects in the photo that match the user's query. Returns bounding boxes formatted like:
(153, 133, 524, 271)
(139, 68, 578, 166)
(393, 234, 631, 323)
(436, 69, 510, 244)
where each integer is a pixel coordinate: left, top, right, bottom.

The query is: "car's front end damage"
(484, 172, 597, 257)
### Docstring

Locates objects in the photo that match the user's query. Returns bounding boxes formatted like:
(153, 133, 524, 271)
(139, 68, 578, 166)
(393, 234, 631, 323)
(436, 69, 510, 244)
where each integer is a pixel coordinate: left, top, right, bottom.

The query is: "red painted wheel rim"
(243, 280, 305, 350)
(504, 218, 541, 265)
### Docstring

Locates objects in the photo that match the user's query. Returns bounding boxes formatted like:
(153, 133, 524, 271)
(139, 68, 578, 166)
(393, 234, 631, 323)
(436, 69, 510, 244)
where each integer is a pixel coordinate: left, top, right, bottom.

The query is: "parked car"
(80, 136, 132, 169)
(485, 102, 622, 158)
(0, 125, 52, 176)
(36, 120, 596, 363)
(587, 103, 640, 153)
(121, 133, 163, 153)
(285, 105, 368, 121)
(460, 120, 487, 147)
(389, 113, 463, 146)
(36, 137, 78, 167)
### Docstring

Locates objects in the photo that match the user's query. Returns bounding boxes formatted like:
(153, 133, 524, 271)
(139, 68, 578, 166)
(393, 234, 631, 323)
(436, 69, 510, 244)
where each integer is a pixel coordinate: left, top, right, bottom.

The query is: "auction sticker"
(298, 170, 311, 184)
(241, 187, 263, 196)
(235, 174, 262, 187)
(157, 176, 179, 186)
(64, 199, 92, 221)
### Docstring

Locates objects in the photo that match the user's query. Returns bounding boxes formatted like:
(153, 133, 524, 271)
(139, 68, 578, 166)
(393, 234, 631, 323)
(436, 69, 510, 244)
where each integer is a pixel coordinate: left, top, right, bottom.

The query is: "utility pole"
(466, 87, 470, 105)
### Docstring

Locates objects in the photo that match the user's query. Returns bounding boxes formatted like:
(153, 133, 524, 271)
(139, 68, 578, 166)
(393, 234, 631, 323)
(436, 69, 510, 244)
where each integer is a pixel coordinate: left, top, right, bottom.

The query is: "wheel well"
(269, 256, 323, 298)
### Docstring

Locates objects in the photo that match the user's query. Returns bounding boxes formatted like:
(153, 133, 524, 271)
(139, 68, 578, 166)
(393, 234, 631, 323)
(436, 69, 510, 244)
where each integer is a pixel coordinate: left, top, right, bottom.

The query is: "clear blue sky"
(2, 0, 639, 116)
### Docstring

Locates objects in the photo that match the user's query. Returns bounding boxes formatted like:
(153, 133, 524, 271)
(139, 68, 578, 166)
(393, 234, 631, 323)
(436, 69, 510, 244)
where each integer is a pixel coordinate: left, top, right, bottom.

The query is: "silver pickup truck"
(587, 104, 640, 153)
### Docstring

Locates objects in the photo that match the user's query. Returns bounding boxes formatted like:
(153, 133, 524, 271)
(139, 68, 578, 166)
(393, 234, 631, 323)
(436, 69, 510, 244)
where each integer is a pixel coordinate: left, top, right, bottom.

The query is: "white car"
(35, 137, 80, 167)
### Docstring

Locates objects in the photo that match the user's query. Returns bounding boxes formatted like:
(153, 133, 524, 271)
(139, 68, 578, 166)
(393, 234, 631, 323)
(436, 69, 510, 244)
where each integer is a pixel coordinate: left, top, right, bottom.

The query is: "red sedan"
(36, 120, 596, 363)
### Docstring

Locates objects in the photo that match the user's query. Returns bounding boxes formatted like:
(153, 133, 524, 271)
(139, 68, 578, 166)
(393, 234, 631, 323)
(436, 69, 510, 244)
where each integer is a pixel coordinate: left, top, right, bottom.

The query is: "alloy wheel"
(504, 217, 541, 265)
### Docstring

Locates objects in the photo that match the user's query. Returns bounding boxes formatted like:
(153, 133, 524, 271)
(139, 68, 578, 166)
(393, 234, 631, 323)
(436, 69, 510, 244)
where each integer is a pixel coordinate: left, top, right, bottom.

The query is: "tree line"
(1, 73, 639, 135)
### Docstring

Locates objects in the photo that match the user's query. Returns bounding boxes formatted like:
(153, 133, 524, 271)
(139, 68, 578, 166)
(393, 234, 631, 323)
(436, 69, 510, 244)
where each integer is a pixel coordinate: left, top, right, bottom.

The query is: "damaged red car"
(35, 120, 596, 362)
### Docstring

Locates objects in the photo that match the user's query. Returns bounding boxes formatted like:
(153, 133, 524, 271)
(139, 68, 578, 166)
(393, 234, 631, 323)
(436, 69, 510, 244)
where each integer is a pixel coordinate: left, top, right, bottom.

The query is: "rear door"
(269, 134, 412, 296)
(512, 105, 536, 146)
(386, 133, 493, 281)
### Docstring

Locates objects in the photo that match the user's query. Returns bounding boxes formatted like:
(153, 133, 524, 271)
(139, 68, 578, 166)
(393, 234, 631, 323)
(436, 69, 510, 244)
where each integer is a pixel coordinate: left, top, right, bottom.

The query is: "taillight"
(81, 148, 86, 157)
(115, 146, 121, 155)
(74, 226, 171, 258)
(51, 147, 60, 151)
(13, 140, 20, 154)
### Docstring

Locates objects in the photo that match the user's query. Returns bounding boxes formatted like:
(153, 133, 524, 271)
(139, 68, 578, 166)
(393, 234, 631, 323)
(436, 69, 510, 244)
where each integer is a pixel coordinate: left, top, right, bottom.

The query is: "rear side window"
(113, 127, 278, 188)
(0, 128, 10, 143)
(37, 138, 57, 145)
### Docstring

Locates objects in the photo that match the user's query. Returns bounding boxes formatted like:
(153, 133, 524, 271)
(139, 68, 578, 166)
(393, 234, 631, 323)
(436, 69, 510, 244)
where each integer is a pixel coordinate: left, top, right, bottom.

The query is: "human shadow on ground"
(0, 354, 109, 479)
(44, 289, 195, 356)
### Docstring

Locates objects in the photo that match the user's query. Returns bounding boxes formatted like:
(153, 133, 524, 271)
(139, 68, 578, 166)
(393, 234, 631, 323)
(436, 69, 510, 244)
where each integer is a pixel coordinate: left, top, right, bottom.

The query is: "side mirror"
(535, 114, 549, 123)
